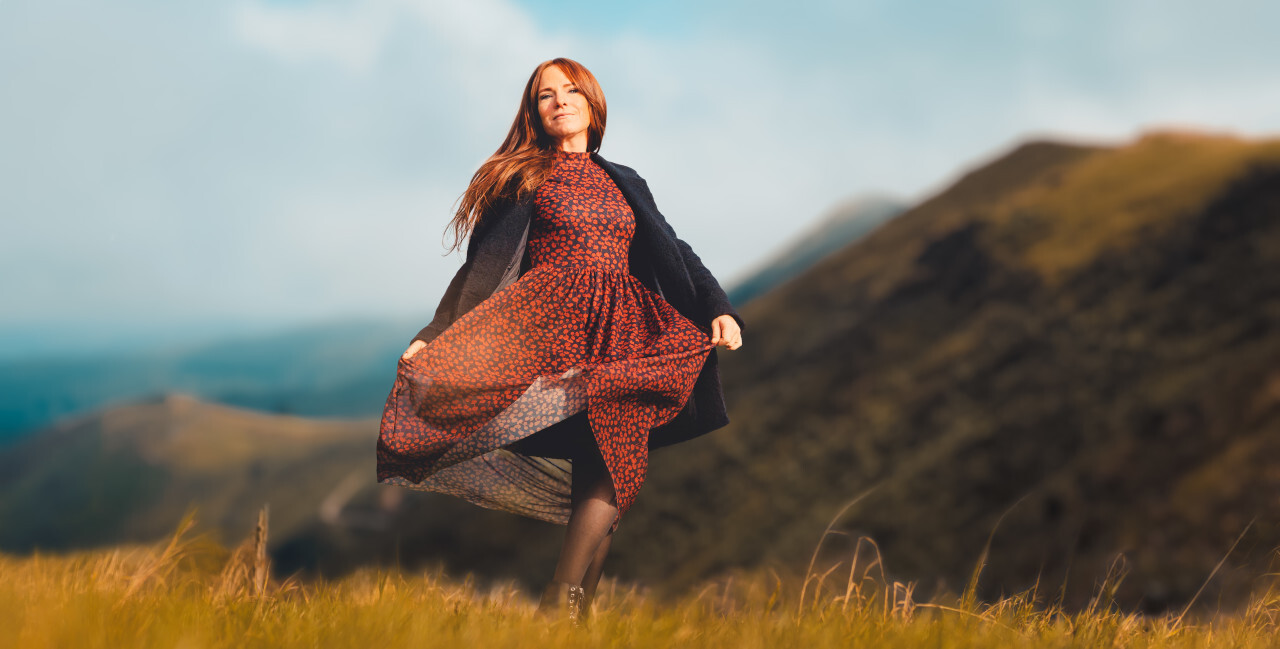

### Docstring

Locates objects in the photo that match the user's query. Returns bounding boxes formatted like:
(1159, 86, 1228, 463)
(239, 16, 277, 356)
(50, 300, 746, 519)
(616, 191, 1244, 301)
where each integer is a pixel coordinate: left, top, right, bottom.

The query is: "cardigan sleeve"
(411, 256, 471, 345)
(637, 179, 746, 333)
(410, 210, 495, 345)
(410, 194, 527, 346)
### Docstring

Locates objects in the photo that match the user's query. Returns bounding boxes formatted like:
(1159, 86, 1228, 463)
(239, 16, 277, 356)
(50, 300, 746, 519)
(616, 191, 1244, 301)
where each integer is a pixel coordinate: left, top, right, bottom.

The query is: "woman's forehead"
(537, 65, 575, 90)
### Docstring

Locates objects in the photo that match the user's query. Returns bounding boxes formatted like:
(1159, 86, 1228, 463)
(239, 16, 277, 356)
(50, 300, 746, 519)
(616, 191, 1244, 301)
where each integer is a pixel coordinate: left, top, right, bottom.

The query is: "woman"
(376, 57, 743, 625)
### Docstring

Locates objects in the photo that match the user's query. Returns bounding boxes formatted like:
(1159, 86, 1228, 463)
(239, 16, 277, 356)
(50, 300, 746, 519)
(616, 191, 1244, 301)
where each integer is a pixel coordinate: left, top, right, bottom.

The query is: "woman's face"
(536, 64, 591, 151)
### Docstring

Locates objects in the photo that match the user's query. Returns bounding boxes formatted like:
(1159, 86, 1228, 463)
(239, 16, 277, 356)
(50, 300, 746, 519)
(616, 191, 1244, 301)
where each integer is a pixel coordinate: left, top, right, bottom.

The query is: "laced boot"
(537, 580, 586, 627)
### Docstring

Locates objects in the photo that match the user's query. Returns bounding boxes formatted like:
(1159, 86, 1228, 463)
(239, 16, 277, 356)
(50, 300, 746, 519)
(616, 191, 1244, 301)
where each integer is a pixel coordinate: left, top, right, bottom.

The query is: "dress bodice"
(529, 150, 635, 274)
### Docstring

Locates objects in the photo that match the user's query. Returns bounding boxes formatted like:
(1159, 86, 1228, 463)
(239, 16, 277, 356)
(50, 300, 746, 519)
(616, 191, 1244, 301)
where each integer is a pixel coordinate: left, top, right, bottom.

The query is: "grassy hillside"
(0, 391, 575, 595)
(0, 394, 380, 551)
(613, 130, 1280, 612)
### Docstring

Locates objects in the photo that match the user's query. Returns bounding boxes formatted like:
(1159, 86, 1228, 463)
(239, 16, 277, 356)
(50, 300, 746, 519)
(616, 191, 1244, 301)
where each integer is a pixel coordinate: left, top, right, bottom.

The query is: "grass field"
(2, 507, 1279, 648)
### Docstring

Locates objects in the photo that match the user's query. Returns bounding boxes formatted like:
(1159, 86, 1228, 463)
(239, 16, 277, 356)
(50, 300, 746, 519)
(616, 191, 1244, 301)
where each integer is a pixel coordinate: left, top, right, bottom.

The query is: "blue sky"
(2, 0, 1278, 357)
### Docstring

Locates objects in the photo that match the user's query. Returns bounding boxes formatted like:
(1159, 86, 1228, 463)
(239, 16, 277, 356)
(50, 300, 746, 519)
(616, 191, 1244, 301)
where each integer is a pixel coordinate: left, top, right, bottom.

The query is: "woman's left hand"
(710, 315, 743, 351)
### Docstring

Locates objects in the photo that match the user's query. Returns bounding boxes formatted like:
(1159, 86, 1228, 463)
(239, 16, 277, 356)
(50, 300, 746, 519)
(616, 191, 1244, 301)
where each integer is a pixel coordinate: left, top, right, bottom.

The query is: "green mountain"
(0, 393, 377, 551)
(614, 130, 1280, 613)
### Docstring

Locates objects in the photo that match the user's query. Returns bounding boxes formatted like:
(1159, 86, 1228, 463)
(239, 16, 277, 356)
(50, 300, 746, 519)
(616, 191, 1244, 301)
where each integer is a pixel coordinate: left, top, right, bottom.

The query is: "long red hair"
(445, 57, 608, 253)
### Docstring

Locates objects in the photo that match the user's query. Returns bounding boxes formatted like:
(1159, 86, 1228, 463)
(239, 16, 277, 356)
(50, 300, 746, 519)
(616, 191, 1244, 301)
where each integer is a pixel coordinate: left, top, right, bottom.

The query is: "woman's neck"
(555, 132, 589, 153)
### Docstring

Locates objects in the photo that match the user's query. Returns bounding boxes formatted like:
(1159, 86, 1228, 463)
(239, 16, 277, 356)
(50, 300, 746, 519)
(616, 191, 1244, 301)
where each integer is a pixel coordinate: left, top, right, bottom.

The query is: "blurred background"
(2, 0, 1279, 613)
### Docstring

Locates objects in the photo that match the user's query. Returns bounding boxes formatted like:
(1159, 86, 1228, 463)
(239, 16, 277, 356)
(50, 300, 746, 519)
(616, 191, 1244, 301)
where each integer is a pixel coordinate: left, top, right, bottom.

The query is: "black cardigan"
(410, 153, 744, 450)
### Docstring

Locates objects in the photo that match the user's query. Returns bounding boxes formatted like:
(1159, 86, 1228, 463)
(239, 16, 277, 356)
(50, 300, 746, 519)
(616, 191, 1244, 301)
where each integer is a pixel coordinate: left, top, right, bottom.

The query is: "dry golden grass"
(3, 503, 1280, 648)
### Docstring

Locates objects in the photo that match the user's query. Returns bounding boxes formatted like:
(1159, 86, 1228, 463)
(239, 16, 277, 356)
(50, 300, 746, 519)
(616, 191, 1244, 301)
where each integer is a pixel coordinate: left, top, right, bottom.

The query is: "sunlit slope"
(0, 393, 377, 552)
(621, 130, 1280, 612)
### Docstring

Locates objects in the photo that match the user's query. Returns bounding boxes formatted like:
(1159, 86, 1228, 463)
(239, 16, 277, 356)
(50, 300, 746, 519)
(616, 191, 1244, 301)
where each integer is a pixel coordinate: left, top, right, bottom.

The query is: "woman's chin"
(547, 125, 586, 140)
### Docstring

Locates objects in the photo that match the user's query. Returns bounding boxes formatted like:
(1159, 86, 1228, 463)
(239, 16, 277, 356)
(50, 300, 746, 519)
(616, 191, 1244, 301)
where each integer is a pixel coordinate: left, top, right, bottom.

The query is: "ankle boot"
(537, 580, 585, 627)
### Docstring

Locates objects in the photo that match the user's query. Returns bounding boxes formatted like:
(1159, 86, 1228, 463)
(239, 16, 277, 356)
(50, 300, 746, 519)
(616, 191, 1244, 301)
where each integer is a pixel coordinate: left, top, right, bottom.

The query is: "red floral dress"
(376, 150, 715, 533)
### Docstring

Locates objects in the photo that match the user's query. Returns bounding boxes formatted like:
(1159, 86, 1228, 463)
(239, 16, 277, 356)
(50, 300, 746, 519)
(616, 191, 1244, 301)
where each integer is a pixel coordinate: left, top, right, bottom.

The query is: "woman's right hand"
(402, 340, 427, 360)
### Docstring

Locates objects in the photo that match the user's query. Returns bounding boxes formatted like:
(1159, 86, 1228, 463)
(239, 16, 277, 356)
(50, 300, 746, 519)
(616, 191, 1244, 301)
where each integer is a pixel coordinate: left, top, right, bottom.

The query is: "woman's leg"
(580, 528, 612, 613)
(549, 435, 617, 586)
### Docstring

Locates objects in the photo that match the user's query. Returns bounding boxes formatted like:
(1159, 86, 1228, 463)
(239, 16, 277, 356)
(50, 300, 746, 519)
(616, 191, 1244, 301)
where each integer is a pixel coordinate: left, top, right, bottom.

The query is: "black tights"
(552, 427, 616, 600)
(509, 411, 618, 599)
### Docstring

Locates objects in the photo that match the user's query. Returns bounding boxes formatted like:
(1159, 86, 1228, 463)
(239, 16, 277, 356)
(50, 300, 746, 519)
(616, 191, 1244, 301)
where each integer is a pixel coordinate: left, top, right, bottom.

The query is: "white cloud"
(230, 0, 554, 78)
(232, 0, 396, 74)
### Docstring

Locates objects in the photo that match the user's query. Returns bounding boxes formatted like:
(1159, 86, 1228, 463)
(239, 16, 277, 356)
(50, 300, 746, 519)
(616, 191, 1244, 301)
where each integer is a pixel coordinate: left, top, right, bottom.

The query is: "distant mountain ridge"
(726, 194, 906, 306)
(0, 318, 420, 445)
(0, 196, 905, 443)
